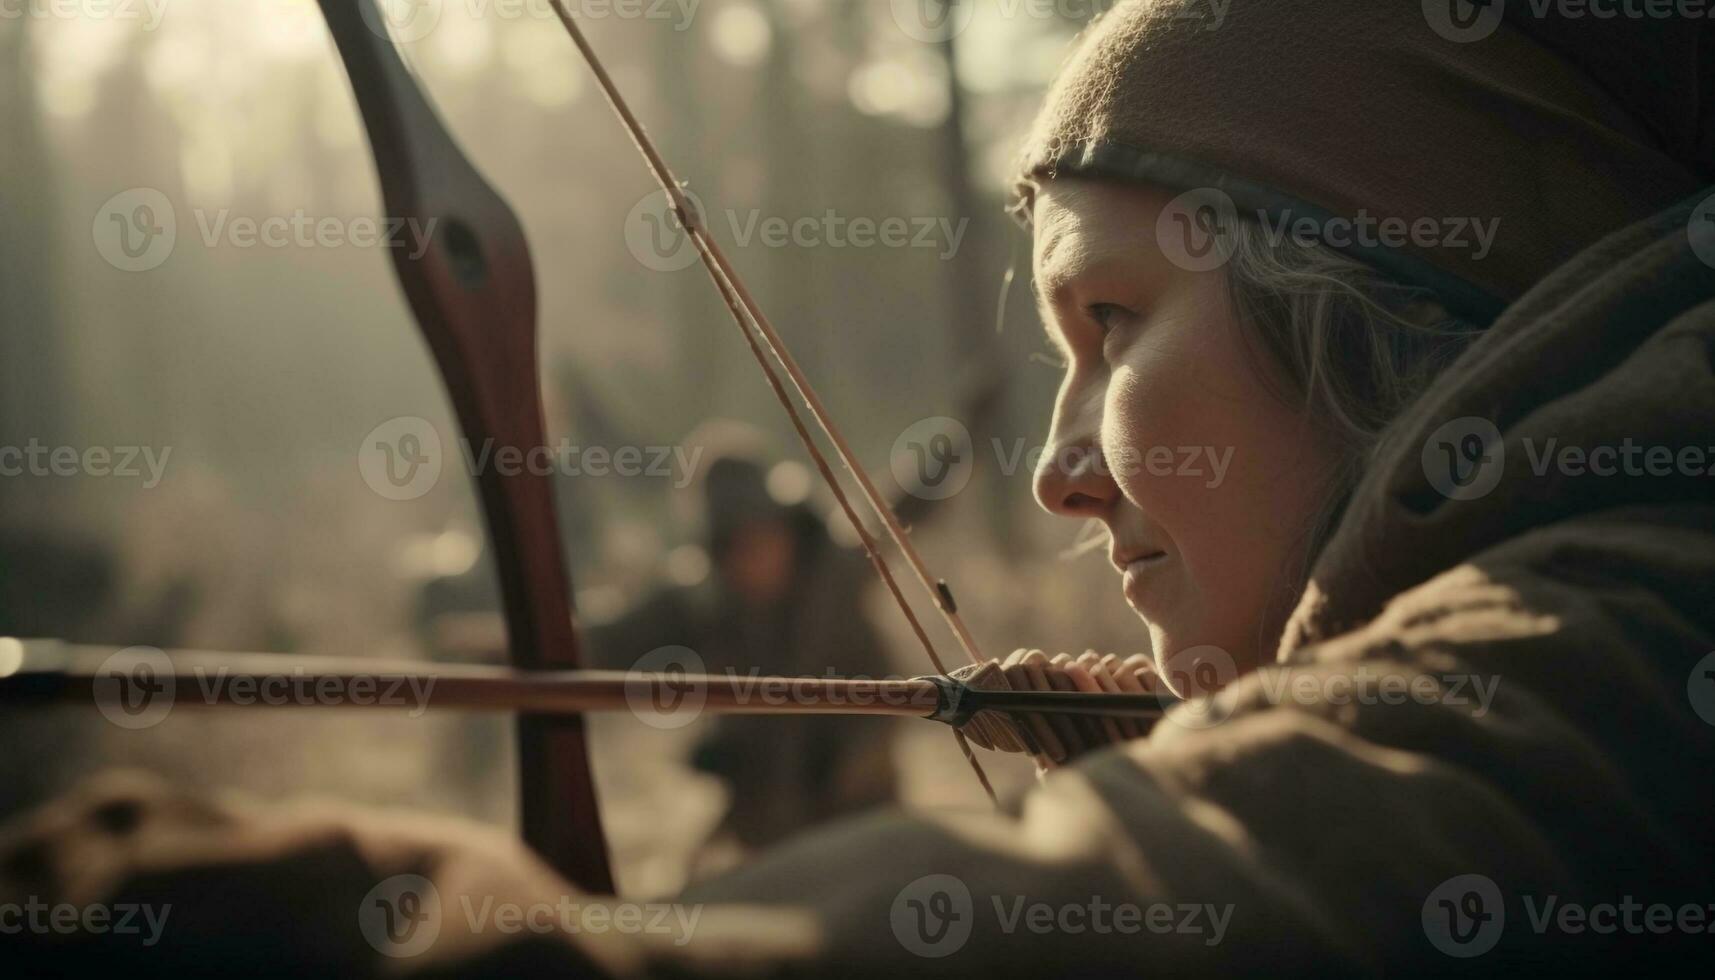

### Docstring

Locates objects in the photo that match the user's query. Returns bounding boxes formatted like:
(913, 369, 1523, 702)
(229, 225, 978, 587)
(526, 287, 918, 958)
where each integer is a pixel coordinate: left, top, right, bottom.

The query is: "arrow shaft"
(0, 644, 1172, 726)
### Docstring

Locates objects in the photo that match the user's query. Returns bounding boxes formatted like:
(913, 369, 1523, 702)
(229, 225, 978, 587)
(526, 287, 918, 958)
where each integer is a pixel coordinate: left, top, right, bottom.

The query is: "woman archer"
(5, 2, 1714, 975)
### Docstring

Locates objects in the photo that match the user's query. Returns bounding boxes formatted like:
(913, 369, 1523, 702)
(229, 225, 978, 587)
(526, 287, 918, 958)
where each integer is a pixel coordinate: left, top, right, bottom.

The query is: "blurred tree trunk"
(758, 0, 817, 387)
(934, 30, 1017, 551)
(0, 20, 66, 488)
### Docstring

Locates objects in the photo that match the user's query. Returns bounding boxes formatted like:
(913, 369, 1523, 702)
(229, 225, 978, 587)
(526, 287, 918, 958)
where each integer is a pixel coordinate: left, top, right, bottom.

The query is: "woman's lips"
(1120, 552, 1169, 608)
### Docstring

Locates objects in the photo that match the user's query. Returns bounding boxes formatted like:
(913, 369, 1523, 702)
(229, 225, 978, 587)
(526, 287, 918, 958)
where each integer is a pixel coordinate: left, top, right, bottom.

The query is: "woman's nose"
(1034, 439, 1120, 518)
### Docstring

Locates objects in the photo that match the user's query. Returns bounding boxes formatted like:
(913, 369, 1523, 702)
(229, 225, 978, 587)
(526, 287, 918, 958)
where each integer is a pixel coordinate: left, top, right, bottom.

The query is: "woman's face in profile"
(1030, 179, 1339, 692)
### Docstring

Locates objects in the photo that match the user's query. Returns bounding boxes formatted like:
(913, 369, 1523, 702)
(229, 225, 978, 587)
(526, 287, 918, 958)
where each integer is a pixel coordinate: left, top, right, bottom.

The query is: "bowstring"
(551, 4, 998, 806)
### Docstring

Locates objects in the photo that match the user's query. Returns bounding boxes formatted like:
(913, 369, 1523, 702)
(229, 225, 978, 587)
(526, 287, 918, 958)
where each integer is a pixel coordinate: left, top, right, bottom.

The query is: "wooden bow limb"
(316, 0, 611, 892)
(0, 642, 1172, 745)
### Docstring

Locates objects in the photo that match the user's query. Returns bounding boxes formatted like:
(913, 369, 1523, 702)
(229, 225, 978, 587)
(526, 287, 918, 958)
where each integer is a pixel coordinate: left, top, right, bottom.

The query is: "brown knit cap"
(1014, 0, 1710, 323)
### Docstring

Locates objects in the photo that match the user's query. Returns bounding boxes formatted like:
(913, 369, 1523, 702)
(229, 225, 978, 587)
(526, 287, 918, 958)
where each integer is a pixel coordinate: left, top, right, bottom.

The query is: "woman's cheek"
(1102, 360, 1192, 509)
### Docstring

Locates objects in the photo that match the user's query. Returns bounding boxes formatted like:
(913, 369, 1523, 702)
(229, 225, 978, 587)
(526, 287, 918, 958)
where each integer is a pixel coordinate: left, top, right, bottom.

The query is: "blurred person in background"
(588, 422, 899, 869)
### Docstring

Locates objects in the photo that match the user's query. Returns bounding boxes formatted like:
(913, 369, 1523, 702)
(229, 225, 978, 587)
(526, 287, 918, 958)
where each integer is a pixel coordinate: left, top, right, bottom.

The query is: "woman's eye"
(1086, 303, 1132, 335)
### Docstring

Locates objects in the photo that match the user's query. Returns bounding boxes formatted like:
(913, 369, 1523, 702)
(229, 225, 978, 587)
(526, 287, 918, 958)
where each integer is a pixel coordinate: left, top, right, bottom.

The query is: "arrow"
(0, 640, 1172, 732)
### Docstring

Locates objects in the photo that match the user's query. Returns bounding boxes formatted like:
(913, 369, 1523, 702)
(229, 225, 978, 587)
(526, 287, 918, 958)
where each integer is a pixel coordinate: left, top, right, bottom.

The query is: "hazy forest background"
(0, 0, 1147, 894)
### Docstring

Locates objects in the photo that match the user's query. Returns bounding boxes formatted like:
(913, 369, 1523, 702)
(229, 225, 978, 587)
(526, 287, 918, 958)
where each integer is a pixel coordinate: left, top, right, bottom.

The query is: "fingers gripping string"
(954, 652, 1164, 768)
(553, 5, 998, 803)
